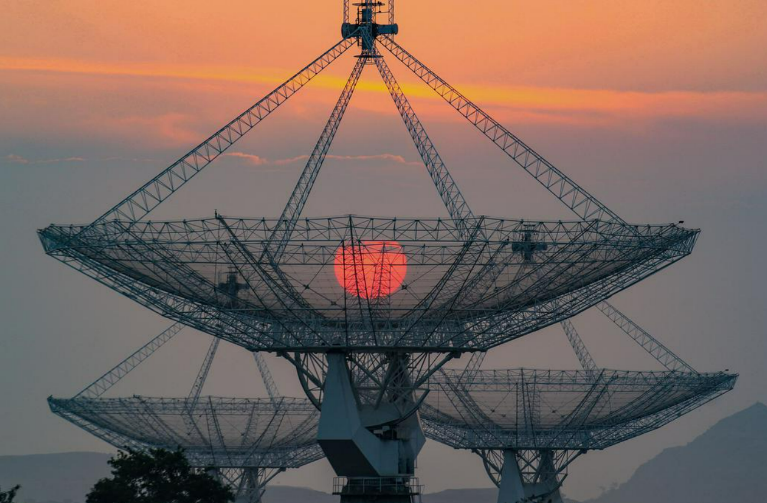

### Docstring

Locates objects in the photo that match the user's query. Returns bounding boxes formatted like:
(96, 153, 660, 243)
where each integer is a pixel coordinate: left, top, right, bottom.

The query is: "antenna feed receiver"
(342, 22, 399, 40)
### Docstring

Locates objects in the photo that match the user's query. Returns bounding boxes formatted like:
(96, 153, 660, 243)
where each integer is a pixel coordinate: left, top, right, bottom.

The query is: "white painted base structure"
(318, 352, 424, 502)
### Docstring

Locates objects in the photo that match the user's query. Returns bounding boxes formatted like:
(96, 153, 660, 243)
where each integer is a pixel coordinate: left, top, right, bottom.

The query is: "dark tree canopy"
(86, 449, 233, 503)
(0, 485, 20, 503)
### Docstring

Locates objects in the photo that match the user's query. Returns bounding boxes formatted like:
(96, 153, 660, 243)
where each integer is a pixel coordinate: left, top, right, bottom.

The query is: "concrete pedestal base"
(335, 476, 422, 503)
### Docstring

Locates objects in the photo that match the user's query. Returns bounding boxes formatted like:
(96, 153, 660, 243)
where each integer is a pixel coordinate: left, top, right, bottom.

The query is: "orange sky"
(1, 2, 767, 500)
(1, 0, 766, 149)
(2, 3, 765, 84)
(2, 0, 765, 90)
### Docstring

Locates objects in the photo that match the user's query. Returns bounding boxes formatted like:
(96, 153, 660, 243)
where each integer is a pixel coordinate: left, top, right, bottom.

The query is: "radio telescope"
(48, 324, 323, 503)
(38, 1, 703, 501)
(421, 302, 737, 503)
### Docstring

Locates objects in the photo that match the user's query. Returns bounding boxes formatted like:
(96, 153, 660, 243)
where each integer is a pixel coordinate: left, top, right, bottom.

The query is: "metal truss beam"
(253, 353, 280, 406)
(76, 323, 184, 399)
(460, 351, 486, 386)
(189, 337, 220, 405)
(560, 319, 598, 375)
(375, 55, 475, 239)
(597, 301, 696, 373)
(73, 37, 355, 236)
(380, 36, 625, 224)
(267, 57, 366, 261)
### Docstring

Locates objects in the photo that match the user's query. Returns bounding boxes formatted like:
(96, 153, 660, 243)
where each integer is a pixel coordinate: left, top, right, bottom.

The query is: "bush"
(86, 449, 233, 503)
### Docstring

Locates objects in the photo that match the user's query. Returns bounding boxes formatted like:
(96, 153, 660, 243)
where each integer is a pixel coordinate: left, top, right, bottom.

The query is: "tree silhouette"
(0, 485, 20, 503)
(86, 449, 233, 503)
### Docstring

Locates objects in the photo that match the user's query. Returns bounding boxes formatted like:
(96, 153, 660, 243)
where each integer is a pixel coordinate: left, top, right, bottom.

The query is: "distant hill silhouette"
(586, 402, 767, 503)
(1, 403, 765, 503)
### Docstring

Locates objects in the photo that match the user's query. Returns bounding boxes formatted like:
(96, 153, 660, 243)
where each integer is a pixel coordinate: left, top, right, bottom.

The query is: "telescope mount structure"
(37, 1, 708, 502)
(421, 302, 737, 503)
(48, 324, 323, 503)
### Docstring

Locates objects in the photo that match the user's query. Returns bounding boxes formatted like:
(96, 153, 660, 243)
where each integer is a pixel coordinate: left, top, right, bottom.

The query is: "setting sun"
(334, 240, 407, 299)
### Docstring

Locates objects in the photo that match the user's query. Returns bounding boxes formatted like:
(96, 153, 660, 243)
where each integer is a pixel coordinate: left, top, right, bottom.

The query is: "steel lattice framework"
(37, 0, 698, 359)
(49, 396, 322, 469)
(422, 368, 735, 452)
(419, 302, 737, 503)
(47, 325, 324, 503)
(39, 217, 696, 354)
(37, 2, 721, 502)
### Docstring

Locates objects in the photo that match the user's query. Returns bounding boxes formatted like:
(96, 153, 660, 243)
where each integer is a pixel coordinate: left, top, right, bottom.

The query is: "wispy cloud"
(4, 154, 85, 165)
(3, 154, 162, 166)
(224, 152, 422, 167)
(6, 56, 765, 127)
(3, 57, 767, 142)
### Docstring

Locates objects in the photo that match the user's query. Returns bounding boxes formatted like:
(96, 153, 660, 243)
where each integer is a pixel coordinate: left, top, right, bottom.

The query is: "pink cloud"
(224, 152, 421, 167)
(4, 154, 85, 165)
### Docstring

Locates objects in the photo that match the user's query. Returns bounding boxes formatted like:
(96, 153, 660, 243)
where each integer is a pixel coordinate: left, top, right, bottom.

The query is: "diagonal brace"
(267, 57, 367, 261)
(77, 37, 356, 235)
(380, 36, 625, 225)
(374, 55, 476, 239)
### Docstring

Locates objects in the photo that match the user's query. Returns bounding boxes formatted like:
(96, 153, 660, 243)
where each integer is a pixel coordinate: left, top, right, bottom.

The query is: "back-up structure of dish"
(421, 302, 737, 503)
(37, 1, 700, 501)
(48, 324, 323, 503)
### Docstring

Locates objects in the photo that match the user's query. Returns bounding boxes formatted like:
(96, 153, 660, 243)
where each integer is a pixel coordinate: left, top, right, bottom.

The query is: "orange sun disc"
(334, 240, 407, 299)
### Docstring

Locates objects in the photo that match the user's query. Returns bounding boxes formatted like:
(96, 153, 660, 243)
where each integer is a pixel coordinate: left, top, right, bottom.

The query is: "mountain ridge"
(586, 402, 767, 503)
(1, 403, 765, 503)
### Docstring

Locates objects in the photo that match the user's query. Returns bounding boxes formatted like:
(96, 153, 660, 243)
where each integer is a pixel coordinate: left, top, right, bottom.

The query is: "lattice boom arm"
(597, 301, 697, 373)
(268, 57, 366, 260)
(380, 36, 625, 224)
(560, 319, 599, 374)
(375, 55, 475, 239)
(460, 351, 486, 386)
(188, 337, 219, 407)
(76, 323, 184, 399)
(82, 37, 355, 231)
(253, 352, 280, 405)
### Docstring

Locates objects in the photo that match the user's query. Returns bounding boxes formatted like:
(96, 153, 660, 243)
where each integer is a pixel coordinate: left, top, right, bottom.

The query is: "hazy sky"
(1, 1, 766, 500)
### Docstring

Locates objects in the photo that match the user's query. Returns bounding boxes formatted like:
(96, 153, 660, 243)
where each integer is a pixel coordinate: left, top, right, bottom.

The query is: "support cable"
(597, 301, 697, 373)
(75, 323, 184, 399)
(380, 37, 625, 224)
